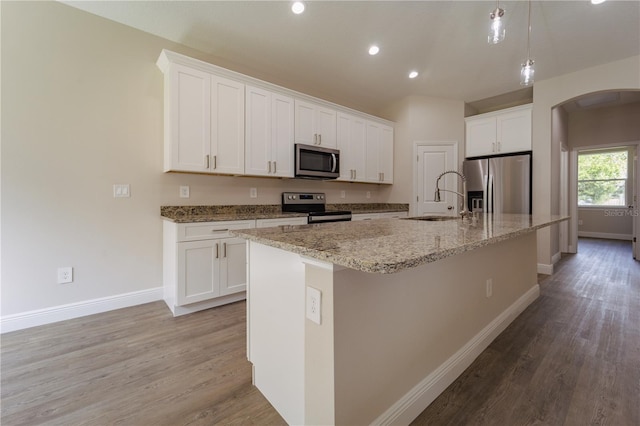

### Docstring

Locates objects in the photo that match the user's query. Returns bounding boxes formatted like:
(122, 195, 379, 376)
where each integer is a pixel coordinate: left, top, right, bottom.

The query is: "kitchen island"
(232, 213, 568, 425)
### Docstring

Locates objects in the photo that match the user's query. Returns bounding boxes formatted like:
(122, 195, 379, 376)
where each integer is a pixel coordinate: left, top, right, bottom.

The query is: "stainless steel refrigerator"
(462, 153, 532, 214)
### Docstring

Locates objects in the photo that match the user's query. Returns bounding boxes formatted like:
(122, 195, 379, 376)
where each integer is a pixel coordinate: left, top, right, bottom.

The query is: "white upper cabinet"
(365, 121, 394, 184)
(157, 50, 393, 180)
(245, 86, 294, 177)
(163, 62, 245, 174)
(337, 112, 367, 182)
(465, 104, 532, 158)
(211, 76, 245, 174)
(166, 64, 211, 173)
(295, 99, 337, 148)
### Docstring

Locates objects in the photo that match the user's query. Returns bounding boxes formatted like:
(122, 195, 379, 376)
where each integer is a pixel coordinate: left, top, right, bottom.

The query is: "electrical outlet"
(340, 190, 346, 199)
(250, 188, 258, 198)
(486, 278, 493, 298)
(179, 186, 190, 198)
(58, 267, 73, 284)
(578, 219, 583, 226)
(366, 191, 371, 199)
(113, 184, 130, 198)
(306, 287, 321, 325)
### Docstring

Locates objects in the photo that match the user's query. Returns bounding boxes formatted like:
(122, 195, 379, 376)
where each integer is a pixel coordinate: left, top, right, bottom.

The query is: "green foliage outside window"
(578, 150, 628, 206)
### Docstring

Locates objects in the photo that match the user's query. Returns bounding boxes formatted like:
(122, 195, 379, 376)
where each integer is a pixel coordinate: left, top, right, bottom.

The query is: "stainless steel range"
(282, 192, 352, 224)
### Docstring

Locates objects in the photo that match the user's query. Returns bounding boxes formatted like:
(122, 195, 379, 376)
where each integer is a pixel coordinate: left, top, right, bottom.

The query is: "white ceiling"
(62, 0, 640, 114)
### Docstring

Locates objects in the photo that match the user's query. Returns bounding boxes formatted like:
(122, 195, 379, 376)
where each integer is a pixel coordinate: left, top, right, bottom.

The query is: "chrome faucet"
(434, 170, 472, 219)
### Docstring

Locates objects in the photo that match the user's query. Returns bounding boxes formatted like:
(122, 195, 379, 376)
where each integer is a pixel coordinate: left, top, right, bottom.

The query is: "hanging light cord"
(526, 0, 532, 59)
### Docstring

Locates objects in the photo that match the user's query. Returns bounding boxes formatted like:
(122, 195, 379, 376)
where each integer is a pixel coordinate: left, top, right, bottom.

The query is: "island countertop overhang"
(231, 213, 569, 274)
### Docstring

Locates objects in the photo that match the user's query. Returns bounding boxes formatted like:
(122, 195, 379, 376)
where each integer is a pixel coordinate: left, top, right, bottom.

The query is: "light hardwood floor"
(2, 238, 638, 425)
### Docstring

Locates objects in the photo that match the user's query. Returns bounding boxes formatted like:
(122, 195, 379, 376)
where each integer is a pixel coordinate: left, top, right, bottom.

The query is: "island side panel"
(247, 242, 306, 424)
(331, 232, 539, 425)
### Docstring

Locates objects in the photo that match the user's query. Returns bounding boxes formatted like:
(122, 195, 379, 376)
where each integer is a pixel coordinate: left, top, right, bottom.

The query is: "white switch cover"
(306, 287, 322, 325)
(250, 188, 258, 198)
(340, 190, 346, 199)
(113, 184, 130, 198)
(366, 191, 371, 199)
(179, 186, 190, 198)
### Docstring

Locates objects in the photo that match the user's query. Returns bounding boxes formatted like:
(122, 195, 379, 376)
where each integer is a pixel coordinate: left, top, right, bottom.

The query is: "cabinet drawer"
(177, 220, 255, 242)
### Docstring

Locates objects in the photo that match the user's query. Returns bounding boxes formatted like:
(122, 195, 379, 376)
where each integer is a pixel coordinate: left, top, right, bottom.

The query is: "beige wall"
(578, 208, 633, 239)
(380, 95, 465, 207)
(0, 1, 388, 317)
(568, 101, 640, 149)
(532, 55, 640, 267)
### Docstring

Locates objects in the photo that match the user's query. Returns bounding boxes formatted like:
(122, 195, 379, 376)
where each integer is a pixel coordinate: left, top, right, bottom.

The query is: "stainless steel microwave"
(294, 144, 340, 179)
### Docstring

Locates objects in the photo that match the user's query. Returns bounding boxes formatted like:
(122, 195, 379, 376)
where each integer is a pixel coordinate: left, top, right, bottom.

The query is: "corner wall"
(532, 55, 640, 268)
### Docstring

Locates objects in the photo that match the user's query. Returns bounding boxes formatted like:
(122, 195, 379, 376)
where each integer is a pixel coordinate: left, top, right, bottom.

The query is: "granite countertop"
(161, 203, 409, 223)
(231, 213, 569, 274)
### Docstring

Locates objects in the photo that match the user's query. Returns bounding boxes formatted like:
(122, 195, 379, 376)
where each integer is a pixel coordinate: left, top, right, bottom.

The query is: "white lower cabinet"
(164, 220, 255, 316)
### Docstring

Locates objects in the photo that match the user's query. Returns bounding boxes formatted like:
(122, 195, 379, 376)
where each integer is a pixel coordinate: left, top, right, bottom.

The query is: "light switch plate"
(113, 184, 130, 198)
(179, 186, 190, 198)
(250, 188, 258, 198)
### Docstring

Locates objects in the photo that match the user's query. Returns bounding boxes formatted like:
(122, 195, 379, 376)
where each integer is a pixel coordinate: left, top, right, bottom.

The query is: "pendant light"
(520, 0, 535, 86)
(488, 1, 506, 44)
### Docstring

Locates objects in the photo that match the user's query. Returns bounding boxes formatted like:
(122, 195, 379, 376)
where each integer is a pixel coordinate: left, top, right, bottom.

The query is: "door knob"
(447, 206, 454, 210)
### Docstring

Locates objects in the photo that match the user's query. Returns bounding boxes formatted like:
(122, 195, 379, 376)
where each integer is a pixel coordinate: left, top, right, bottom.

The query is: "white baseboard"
(371, 284, 540, 425)
(578, 231, 632, 241)
(551, 252, 562, 265)
(0, 287, 163, 334)
(537, 263, 554, 275)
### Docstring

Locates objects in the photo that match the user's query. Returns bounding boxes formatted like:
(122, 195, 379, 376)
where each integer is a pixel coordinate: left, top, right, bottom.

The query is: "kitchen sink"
(403, 216, 459, 221)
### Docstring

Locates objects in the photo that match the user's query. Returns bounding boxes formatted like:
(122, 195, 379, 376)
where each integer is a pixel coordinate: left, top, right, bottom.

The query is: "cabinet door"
(316, 106, 337, 148)
(379, 125, 394, 184)
(271, 93, 295, 177)
(337, 113, 366, 181)
(245, 86, 271, 176)
(365, 121, 381, 182)
(219, 237, 248, 296)
(466, 116, 496, 158)
(295, 99, 316, 145)
(497, 107, 531, 153)
(177, 240, 219, 306)
(211, 75, 245, 174)
(168, 64, 211, 172)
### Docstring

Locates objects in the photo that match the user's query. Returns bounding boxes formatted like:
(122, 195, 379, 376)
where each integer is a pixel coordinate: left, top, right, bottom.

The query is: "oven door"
(295, 144, 340, 179)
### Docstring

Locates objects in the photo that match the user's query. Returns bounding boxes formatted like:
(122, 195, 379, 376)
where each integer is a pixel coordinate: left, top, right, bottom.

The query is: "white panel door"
(177, 240, 218, 306)
(245, 86, 271, 176)
(219, 238, 248, 296)
(294, 100, 316, 145)
(498, 107, 531, 153)
(416, 143, 458, 216)
(211, 75, 245, 174)
(316, 106, 337, 148)
(271, 93, 295, 177)
(169, 64, 211, 172)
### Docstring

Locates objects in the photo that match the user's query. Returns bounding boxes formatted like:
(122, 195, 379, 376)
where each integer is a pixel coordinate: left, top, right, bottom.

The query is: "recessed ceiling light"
(291, 2, 305, 14)
(590, 0, 607, 4)
(368, 45, 380, 56)
(408, 71, 419, 79)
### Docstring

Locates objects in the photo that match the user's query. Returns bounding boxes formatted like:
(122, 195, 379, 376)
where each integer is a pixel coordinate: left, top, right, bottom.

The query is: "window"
(577, 148, 630, 207)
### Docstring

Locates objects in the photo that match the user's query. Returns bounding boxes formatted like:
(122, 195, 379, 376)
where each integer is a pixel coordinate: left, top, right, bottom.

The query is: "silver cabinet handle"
(206, 155, 210, 169)
(314, 134, 318, 145)
(268, 161, 271, 173)
(492, 142, 496, 152)
(354, 170, 357, 180)
(273, 161, 277, 173)
(215, 243, 219, 259)
(497, 141, 501, 151)
(223, 242, 227, 258)
(211, 228, 229, 233)
(331, 153, 337, 173)
(318, 134, 322, 145)
(213, 155, 217, 169)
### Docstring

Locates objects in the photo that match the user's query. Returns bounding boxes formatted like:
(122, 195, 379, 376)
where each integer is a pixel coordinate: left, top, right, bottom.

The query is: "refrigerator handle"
(487, 174, 494, 213)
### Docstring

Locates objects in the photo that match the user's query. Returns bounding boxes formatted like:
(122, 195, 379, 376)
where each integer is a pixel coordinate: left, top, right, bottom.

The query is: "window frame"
(577, 147, 632, 209)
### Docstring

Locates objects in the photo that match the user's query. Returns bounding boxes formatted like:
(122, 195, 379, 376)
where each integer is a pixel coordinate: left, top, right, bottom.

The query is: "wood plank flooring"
(2, 238, 638, 425)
